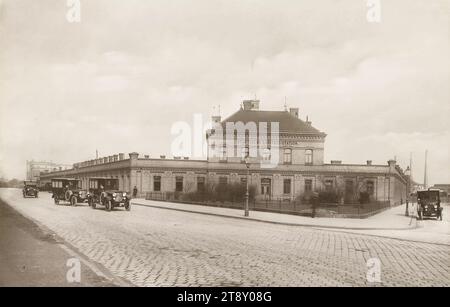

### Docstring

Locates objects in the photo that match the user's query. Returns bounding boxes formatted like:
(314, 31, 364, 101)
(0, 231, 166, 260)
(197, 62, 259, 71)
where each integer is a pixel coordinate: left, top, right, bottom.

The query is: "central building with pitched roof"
(40, 100, 409, 208)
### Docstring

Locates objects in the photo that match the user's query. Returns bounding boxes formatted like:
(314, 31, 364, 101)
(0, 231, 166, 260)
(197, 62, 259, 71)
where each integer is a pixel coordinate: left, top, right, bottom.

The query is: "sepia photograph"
(0, 0, 448, 294)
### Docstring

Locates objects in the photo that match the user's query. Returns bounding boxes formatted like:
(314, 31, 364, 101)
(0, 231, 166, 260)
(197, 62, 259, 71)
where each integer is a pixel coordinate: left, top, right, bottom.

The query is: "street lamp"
(244, 156, 250, 217)
(405, 166, 410, 216)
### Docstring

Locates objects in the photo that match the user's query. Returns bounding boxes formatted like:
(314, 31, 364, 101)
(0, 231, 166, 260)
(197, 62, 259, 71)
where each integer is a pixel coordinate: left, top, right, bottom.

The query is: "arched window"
(305, 149, 313, 165)
(283, 148, 292, 164)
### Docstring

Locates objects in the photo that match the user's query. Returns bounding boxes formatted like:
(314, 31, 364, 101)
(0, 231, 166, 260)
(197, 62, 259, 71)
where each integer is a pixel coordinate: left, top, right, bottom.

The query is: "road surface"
(0, 188, 448, 286)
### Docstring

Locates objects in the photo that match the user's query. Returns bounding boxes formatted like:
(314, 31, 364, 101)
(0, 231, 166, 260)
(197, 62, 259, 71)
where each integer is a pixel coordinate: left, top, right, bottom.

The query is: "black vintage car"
(51, 178, 89, 206)
(23, 181, 39, 198)
(417, 189, 443, 220)
(87, 177, 130, 211)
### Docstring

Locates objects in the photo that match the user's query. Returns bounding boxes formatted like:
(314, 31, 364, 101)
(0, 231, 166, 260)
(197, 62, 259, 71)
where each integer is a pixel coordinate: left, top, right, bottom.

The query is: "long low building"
(40, 100, 409, 206)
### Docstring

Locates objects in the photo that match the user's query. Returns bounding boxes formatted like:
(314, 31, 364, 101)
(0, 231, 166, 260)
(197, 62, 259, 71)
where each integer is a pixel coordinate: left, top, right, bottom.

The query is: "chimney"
(144, 155, 149, 159)
(289, 108, 299, 118)
(129, 152, 139, 160)
(243, 100, 260, 111)
(330, 160, 342, 165)
(305, 116, 312, 126)
(160, 155, 166, 159)
(388, 159, 396, 166)
(211, 115, 221, 124)
(367, 160, 372, 165)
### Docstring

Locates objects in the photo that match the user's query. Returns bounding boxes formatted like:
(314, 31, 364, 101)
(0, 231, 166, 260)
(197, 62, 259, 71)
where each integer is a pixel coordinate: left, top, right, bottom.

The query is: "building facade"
(26, 160, 72, 182)
(40, 101, 409, 206)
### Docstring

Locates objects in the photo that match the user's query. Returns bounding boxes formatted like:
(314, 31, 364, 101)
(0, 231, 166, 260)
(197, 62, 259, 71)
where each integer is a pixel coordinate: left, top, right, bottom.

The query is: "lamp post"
(244, 156, 250, 217)
(405, 166, 410, 216)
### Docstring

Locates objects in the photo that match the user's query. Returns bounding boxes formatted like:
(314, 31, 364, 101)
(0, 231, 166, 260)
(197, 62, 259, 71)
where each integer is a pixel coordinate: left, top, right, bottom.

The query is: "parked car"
(23, 181, 39, 198)
(87, 177, 130, 211)
(417, 189, 443, 220)
(51, 178, 89, 206)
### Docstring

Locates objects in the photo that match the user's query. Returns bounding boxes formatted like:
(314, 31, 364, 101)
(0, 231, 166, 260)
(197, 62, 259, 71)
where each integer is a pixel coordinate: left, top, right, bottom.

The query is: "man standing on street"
(133, 186, 138, 198)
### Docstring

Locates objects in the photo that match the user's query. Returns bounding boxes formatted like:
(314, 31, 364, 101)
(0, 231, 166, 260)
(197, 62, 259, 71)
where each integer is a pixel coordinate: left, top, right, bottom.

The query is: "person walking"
(311, 191, 319, 218)
(133, 186, 138, 198)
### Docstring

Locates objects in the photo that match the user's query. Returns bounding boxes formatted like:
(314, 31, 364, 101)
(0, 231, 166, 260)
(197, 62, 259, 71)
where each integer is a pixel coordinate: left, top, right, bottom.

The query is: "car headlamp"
(123, 192, 127, 197)
(112, 193, 117, 197)
(424, 205, 428, 209)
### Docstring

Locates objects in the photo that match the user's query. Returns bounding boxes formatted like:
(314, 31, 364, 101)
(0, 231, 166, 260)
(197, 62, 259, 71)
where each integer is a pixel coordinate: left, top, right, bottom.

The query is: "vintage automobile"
(417, 189, 443, 220)
(87, 177, 130, 211)
(51, 178, 89, 206)
(23, 181, 39, 198)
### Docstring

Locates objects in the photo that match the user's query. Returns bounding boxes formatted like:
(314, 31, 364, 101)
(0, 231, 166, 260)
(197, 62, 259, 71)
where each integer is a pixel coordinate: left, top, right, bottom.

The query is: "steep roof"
(220, 109, 325, 135)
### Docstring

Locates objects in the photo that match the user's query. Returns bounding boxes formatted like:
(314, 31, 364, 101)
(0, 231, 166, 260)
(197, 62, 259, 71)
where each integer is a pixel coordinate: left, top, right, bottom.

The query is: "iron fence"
(145, 192, 391, 218)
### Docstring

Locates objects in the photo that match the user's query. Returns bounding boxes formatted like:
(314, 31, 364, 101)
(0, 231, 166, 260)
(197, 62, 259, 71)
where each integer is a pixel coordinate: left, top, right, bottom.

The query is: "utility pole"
(424, 150, 428, 189)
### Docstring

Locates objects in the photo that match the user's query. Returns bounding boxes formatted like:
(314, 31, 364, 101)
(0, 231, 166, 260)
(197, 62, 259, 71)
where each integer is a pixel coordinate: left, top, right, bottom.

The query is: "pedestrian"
(133, 186, 138, 198)
(311, 191, 319, 218)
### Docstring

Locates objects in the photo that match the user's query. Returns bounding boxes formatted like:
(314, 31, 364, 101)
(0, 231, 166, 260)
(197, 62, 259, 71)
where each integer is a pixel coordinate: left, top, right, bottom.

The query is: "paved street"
(0, 188, 449, 287)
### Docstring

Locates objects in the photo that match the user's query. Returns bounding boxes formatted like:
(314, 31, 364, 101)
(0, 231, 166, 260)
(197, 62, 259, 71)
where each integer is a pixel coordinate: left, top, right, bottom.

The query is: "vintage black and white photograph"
(0, 0, 449, 291)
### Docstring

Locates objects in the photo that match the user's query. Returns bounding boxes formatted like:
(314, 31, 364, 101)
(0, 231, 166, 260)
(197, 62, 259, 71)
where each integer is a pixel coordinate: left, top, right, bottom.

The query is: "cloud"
(0, 0, 448, 184)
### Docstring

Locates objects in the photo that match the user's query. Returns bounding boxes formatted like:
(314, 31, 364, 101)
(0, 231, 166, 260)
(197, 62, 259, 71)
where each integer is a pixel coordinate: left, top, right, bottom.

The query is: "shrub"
(181, 182, 255, 203)
(359, 191, 370, 204)
(318, 190, 339, 204)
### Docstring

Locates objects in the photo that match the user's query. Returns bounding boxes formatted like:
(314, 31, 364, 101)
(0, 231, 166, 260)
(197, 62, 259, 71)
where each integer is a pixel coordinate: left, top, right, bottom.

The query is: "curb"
(1, 197, 135, 287)
(131, 201, 419, 231)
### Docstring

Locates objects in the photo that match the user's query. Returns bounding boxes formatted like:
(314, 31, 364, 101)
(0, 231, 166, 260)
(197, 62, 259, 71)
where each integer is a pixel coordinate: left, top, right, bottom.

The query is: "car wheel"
(70, 196, 77, 206)
(125, 201, 131, 211)
(105, 200, 112, 212)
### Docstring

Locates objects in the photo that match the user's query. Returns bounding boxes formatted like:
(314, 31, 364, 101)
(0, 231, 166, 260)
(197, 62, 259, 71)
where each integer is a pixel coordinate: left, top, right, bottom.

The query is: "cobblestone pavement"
(1, 189, 449, 287)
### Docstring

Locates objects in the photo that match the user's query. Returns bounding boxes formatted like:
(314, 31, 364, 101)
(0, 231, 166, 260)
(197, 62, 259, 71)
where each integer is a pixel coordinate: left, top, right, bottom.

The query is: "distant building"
(431, 184, 450, 194)
(26, 160, 72, 182)
(40, 100, 409, 206)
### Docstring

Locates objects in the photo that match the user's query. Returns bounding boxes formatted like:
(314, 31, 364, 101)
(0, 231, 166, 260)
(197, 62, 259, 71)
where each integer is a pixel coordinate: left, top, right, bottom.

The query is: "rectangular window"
(153, 176, 161, 192)
(367, 181, 374, 195)
(283, 148, 292, 164)
(305, 149, 313, 165)
(240, 177, 247, 184)
(197, 177, 205, 192)
(305, 179, 313, 192)
(345, 180, 354, 195)
(283, 179, 291, 194)
(175, 176, 183, 192)
(324, 179, 334, 192)
(219, 176, 228, 186)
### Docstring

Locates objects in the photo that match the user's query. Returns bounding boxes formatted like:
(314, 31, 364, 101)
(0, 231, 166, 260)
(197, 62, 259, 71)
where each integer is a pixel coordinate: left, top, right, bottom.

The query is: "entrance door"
(261, 178, 271, 200)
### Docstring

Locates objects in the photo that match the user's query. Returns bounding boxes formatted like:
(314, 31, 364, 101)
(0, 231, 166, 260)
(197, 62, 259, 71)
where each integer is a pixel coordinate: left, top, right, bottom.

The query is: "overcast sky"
(0, 0, 448, 184)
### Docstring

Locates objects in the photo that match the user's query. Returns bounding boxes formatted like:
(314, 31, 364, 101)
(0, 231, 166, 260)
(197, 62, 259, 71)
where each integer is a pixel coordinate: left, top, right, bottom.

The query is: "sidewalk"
(131, 198, 418, 231)
(0, 198, 117, 287)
